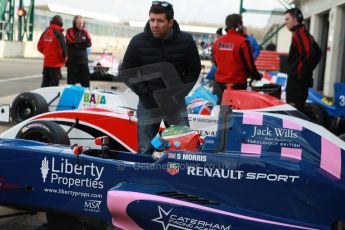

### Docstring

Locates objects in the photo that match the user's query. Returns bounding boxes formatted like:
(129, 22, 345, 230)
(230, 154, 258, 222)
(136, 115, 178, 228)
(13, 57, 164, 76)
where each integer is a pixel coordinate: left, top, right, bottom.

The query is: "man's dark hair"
(284, 8, 304, 23)
(225, 14, 242, 31)
(149, 2, 174, 20)
(50, 15, 63, 27)
(216, 28, 223, 36)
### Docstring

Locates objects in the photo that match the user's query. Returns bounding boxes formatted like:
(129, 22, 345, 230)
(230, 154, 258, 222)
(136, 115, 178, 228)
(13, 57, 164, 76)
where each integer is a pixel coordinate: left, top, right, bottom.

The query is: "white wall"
(276, 27, 292, 53)
(323, 6, 345, 96)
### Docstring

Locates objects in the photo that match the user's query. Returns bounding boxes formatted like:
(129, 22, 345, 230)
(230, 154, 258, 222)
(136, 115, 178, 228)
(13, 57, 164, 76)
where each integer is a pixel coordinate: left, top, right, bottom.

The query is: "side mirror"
(95, 136, 110, 146)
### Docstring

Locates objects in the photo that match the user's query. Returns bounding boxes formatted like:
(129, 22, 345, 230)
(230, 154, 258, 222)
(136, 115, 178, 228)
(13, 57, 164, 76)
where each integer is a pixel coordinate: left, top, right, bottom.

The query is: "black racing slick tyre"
(11, 92, 49, 124)
(16, 120, 70, 145)
(304, 103, 329, 127)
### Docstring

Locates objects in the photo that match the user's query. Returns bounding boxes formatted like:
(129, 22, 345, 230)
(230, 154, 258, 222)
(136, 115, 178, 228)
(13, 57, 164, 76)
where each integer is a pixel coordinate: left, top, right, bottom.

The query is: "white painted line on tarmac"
(0, 74, 41, 83)
(0, 71, 67, 83)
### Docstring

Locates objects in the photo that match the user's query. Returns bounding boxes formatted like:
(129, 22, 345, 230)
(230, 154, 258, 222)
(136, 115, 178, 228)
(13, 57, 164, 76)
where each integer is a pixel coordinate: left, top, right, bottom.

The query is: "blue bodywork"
(0, 109, 345, 229)
(307, 83, 345, 117)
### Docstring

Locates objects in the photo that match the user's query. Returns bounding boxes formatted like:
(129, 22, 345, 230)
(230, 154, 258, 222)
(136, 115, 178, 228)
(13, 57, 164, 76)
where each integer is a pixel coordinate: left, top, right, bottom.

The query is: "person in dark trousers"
(213, 14, 261, 104)
(285, 8, 318, 112)
(121, 1, 201, 154)
(66, 15, 92, 87)
(37, 15, 66, 88)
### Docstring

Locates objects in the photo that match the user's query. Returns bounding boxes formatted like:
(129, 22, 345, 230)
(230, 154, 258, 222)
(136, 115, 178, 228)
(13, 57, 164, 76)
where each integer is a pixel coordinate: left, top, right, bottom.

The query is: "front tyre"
(11, 92, 49, 124)
(16, 120, 70, 145)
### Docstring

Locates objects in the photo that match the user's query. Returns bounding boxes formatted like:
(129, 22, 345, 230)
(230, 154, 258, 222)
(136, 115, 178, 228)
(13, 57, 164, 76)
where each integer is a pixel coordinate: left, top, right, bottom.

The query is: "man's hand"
(252, 72, 262, 81)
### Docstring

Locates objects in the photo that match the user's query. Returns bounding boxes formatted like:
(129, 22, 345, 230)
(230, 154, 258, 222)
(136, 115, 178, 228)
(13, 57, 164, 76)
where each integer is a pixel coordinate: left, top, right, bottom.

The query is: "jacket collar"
(226, 29, 245, 37)
(291, 23, 304, 32)
(49, 23, 64, 32)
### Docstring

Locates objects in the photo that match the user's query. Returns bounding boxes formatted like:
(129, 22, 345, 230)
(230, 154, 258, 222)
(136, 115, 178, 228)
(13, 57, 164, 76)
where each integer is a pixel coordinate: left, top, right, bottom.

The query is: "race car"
(0, 63, 310, 151)
(2, 84, 138, 124)
(304, 83, 345, 135)
(0, 83, 306, 152)
(1, 105, 345, 230)
(89, 52, 119, 81)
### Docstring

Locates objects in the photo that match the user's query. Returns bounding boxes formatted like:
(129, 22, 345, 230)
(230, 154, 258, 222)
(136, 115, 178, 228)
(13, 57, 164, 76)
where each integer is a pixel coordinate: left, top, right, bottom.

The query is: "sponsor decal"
(41, 157, 49, 183)
(244, 126, 301, 148)
(83, 92, 106, 106)
(218, 42, 234, 51)
(168, 153, 176, 159)
(189, 116, 217, 137)
(152, 206, 231, 230)
(175, 153, 207, 162)
(186, 166, 299, 183)
(84, 200, 102, 213)
(340, 95, 345, 107)
(251, 126, 298, 139)
(167, 162, 180, 175)
(41, 157, 104, 189)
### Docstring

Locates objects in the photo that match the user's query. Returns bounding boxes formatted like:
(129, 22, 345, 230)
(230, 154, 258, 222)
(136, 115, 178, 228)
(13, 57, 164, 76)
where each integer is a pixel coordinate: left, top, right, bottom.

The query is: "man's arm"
(76, 30, 92, 49)
(37, 30, 47, 54)
(183, 39, 201, 84)
(121, 39, 140, 70)
(120, 39, 150, 97)
(53, 30, 67, 61)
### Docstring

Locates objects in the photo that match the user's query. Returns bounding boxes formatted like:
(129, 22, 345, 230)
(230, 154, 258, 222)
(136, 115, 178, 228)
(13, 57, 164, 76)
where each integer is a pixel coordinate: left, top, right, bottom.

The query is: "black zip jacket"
(121, 20, 201, 107)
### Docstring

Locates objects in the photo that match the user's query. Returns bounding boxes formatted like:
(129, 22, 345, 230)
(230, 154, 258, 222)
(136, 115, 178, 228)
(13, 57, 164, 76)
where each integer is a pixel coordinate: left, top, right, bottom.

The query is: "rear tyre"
(16, 120, 70, 145)
(304, 103, 329, 127)
(11, 92, 48, 124)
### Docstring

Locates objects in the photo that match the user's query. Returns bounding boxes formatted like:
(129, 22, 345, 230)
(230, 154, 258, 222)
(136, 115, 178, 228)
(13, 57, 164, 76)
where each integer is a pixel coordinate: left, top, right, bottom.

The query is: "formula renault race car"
(0, 63, 300, 126)
(1, 106, 345, 230)
(0, 63, 311, 152)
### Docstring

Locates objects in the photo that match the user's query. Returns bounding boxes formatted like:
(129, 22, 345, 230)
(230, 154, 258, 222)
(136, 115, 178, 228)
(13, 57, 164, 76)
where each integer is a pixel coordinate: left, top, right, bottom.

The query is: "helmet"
(187, 99, 213, 115)
(151, 125, 200, 152)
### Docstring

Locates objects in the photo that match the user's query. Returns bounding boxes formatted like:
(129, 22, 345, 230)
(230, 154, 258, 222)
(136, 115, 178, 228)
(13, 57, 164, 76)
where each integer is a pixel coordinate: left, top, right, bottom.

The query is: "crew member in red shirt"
(37, 15, 66, 87)
(213, 14, 261, 104)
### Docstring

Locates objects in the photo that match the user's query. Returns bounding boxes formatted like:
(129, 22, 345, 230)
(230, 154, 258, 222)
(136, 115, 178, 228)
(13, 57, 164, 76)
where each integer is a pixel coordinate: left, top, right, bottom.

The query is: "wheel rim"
(16, 100, 34, 122)
(22, 132, 51, 143)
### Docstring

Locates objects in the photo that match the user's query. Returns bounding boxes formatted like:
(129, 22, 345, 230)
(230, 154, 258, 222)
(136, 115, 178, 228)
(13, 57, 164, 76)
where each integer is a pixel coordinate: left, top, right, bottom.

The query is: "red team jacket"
(288, 24, 312, 77)
(213, 29, 260, 84)
(37, 24, 66, 68)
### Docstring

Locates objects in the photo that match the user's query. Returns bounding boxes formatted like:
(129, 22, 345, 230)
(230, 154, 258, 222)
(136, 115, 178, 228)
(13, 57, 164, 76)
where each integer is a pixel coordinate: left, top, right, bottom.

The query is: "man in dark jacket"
(37, 15, 66, 87)
(121, 1, 201, 154)
(213, 14, 261, 104)
(66, 15, 92, 87)
(285, 8, 318, 112)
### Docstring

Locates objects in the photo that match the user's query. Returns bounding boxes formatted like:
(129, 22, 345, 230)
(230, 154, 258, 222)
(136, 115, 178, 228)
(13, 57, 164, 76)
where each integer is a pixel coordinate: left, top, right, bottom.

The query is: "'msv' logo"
(83, 93, 106, 105)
